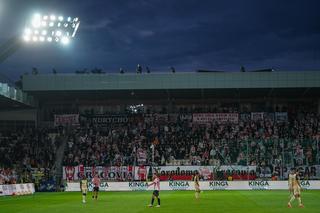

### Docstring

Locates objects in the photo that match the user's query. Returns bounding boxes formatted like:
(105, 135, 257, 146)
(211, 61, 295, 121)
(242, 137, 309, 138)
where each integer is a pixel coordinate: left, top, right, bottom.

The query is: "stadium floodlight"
(22, 13, 80, 45)
(31, 13, 41, 28)
(24, 28, 32, 35)
(56, 30, 62, 37)
(61, 36, 70, 45)
(50, 15, 56, 21)
(23, 35, 30, 42)
(0, 12, 80, 64)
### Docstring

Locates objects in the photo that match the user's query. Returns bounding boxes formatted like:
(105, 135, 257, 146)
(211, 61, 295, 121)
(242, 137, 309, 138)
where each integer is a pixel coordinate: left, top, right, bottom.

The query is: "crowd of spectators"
(0, 128, 62, 184)
(0, 168, 17, 184)
(63, 112, 320, 171)
(1, 110, 320, 183)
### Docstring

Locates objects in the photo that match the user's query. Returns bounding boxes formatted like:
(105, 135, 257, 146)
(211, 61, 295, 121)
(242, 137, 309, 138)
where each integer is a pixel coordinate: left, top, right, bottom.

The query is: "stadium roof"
(0, 82, 35, 109)
(21, 71, 320, 102)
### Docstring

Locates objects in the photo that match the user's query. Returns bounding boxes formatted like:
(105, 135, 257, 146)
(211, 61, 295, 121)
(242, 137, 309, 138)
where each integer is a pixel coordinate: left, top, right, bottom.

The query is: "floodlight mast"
(0, 13, 80, 65)
(22, 13, 80, 45)
(0, 36, 22, 64)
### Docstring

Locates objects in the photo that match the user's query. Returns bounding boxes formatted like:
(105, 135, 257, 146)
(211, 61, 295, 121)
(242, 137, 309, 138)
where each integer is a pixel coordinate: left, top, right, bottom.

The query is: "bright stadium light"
(23, 35, 30, 42)
(24, 28, 32, 35)
(50, 15, 56, 21)
(61, 36, 70, 45)
(31, 13, 41, 28)
(22, 13, 80, 45)
(56, 30, 62, 37)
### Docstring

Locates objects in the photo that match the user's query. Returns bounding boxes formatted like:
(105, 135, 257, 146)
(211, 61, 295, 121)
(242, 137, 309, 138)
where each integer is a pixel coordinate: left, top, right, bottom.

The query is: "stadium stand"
(0, 71, 320, 189)
(62, 112, 320, 169)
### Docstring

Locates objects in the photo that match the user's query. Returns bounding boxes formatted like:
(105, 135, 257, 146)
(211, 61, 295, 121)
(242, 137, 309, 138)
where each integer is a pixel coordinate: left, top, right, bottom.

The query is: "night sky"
(0, 0, 320, 80)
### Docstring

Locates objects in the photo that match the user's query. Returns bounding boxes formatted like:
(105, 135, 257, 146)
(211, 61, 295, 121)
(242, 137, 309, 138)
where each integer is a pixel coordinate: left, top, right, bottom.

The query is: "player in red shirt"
(92, 174, 101, 200)
(147, 173, 161, 208)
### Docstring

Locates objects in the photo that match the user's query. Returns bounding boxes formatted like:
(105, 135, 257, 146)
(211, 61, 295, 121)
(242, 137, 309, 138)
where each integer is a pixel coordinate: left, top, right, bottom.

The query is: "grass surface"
(0, 190, 319, 213)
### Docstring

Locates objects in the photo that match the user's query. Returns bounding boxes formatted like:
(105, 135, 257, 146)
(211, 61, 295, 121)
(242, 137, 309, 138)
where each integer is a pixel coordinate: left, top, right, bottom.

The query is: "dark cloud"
(0, 0, 320, 80)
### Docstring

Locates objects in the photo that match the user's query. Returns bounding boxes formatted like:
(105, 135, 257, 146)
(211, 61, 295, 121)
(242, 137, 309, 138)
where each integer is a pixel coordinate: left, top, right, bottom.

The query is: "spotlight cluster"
(22, 13, 80, 45)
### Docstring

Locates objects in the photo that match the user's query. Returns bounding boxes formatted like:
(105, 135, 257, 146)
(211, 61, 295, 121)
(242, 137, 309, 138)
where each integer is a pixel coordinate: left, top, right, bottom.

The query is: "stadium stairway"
(52, 133, 68, 190)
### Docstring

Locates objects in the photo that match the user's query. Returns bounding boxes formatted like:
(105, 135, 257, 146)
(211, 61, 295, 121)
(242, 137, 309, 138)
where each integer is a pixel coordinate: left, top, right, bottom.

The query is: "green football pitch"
(1, 190, 319, 213)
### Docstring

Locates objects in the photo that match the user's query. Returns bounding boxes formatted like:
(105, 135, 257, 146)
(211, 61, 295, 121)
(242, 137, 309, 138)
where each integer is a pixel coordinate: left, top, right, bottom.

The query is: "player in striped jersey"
(92, 174, 101, 200)
(148, 173, 161, 208)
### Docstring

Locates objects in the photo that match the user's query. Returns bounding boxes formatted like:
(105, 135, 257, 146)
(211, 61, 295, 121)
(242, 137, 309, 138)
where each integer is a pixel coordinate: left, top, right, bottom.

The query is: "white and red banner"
(63, 165, 260, 181)
(135, 166, 148, 181)
(54, 114, 79, 127)
(192, 113, 215, 124)
(63, 166, 215, 181)
(0, 183, 35, 196)
(153, 166, 214, 181)
(193, 113, 239, 124)
(63, 166, 149, 181)
(212, 113, 239, 123)
(251, 112, 264, 121)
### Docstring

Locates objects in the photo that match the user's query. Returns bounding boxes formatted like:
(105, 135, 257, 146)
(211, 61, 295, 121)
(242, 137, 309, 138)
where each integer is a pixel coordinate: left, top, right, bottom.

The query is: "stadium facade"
(0, 71, 319, 129)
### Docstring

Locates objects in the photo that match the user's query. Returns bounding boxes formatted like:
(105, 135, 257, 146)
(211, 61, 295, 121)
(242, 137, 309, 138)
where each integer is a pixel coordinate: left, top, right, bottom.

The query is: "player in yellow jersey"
(80, 175, 88, 204)
(287, 168, 304, 208)
(193, 171, 201, 199)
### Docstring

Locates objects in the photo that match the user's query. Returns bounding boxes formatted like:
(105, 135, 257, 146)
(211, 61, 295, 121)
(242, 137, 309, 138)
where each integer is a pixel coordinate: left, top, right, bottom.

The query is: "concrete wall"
(22, 71, 320, 91)
(0, 109, 37, 121)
